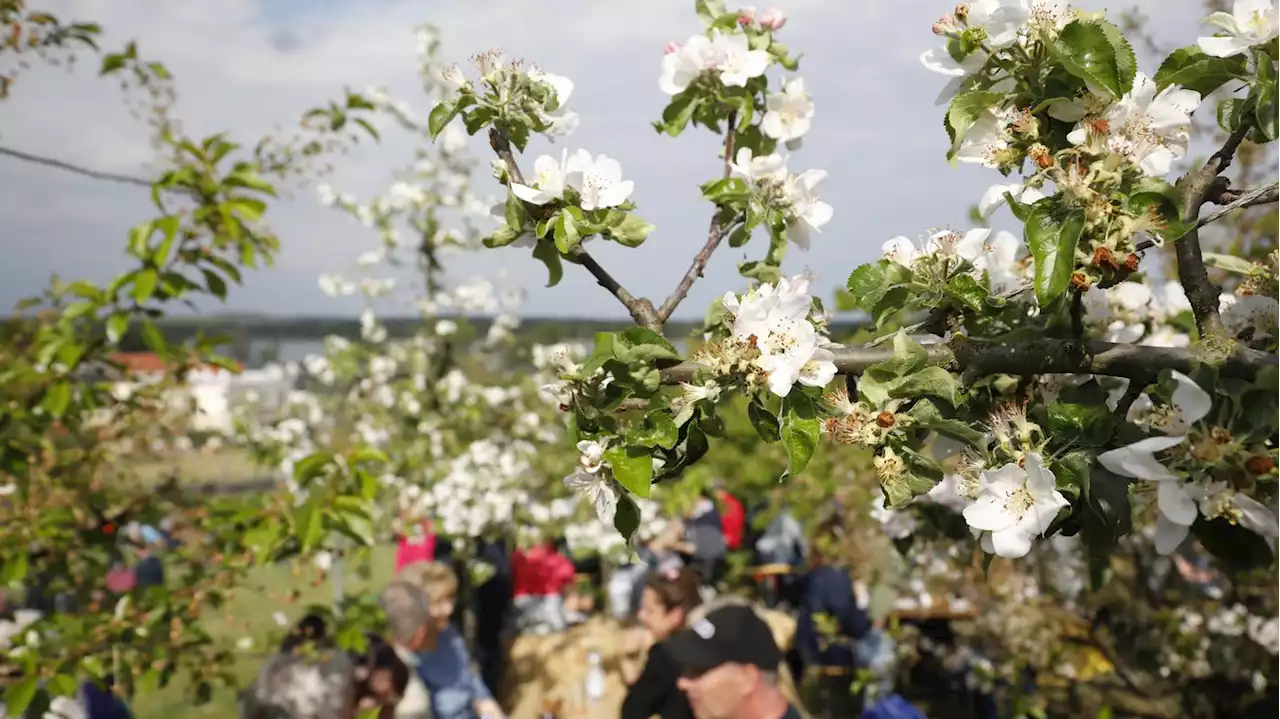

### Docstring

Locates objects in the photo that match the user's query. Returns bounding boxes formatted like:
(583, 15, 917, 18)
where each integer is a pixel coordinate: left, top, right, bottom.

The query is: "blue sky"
(0, 0, 1212, 320)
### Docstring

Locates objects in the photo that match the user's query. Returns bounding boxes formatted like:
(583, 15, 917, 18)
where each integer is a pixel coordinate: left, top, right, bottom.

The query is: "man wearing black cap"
(668, 604, 803, 719)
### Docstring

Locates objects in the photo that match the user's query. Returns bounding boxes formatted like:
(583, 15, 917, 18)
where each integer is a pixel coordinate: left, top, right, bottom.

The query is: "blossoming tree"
(423, 0, 1278, 574)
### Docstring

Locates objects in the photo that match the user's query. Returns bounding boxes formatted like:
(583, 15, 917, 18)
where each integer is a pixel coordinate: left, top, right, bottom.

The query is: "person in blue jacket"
(794, 519, 875, 718)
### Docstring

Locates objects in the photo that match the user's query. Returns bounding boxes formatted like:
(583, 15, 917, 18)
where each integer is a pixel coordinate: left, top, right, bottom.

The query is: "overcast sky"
(1, 0, 1210, 320)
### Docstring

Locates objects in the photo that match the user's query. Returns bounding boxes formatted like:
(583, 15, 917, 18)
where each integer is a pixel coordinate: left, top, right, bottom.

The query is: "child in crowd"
(400, 562, 505, 719)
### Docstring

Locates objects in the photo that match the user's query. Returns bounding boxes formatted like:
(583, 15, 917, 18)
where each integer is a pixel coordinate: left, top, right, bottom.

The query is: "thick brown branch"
(486, 128, 660, 329)
(1173, 121, 1252, 337)
(659, 337, 1276, 384)
(657, 116, 738, 323)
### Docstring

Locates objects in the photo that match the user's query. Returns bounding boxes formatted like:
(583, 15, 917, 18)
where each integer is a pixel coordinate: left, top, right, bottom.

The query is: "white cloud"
(1, 0, 1211, 319)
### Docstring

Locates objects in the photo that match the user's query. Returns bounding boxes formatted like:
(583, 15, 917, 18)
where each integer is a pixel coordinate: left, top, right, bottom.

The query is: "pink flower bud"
(663, 40, 682, 55)
(932, 14, 957, 35)
(759, 7, 788, 30)
(737, 5, 757, 25)
(954, 3, 969, 21)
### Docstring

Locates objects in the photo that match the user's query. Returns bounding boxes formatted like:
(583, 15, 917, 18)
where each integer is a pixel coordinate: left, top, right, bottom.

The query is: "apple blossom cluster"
(697, 274, 837, 397)
(881, 227, 1026, 295)
(431, 51, 579, 144)
(728, 149, 832, 251)
(1161, 604, 1278, 691)
(1098, 371, 1278, 556)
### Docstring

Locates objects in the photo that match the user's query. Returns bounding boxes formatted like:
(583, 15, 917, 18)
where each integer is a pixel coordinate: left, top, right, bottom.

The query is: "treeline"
(104, 314, 872, 357)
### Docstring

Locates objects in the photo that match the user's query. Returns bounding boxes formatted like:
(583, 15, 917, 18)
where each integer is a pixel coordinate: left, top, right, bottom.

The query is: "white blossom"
(762, 76, 814, 146)
(1197, 0, 1279, 57)
(963, 453, 1069, 558)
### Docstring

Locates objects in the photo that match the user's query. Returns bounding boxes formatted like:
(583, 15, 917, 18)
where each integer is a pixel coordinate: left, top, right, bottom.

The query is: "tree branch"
(656, 116, 738, 323)
(0, 144, 174, 191)
(1135, 181, 1280, 254)
(486, 128, 660, 329)
(1172, 121, 1252, 338)
(659, 336, 1276, 384)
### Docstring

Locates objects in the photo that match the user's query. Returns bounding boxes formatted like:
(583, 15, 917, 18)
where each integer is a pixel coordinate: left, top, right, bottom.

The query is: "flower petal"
(1098, 436, 1185, 481)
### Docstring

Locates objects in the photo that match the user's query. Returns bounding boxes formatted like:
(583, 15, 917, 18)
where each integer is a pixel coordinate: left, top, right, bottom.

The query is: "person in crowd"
(510, 535, 575, 635)
(683, 490, 727, 589)
(794, 520, 878, 717)
(618, 568, 705, 719)
(754, 489, 807, 610)
(133, 524, 166, 590)
(472, 533, 512, 699)
(239, 602, 429, 719)
(669, 604, 805, 719)
(715, 484, 746, 555)
(400, 561, 505, 719)
(394, 517, 438, 575)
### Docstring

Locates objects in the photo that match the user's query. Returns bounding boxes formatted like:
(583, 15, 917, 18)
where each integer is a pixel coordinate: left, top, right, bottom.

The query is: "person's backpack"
(862, 694, 926, 719)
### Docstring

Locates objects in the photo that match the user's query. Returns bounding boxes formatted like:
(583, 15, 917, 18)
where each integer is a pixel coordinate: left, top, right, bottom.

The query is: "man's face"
(677, 663, 750, 719)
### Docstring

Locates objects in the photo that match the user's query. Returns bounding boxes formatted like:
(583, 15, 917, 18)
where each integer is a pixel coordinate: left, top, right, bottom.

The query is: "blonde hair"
(399, 561, 459, 603)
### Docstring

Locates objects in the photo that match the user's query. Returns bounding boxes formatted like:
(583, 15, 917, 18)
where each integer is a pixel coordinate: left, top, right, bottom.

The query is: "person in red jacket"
(511, 539, 576, 634)
(717, 488, 746, 552)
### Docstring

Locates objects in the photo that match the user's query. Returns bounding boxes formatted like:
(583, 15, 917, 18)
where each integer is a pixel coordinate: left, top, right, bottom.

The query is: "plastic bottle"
(584, 648, 606, 703)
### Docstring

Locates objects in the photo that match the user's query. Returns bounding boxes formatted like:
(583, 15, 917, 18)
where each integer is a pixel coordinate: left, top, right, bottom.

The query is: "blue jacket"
(795, 565, 872, 668)
(416, 626, 494, 719)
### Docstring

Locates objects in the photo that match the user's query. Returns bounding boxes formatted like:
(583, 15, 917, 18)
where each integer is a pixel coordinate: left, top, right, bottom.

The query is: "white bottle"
(584, 649, 606, 703)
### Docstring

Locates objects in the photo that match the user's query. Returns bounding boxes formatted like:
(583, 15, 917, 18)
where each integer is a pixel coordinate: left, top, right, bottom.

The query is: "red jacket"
(512, 543, 576, 597)
(718, 490, 746, 551)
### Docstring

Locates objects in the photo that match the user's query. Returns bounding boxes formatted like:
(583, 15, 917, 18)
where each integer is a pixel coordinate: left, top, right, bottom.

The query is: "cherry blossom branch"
(656, 115, 738, 323)
(660, 337, 1277, 384)
(486, 128, 660, 329)
(1172, 121, 1253, 338)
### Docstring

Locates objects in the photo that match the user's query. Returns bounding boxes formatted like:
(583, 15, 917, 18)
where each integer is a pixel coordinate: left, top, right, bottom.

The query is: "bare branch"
(486, 128, 660, 329)
(660, 336, 1276, 384)
(0, 144, 167, 190)
(1112, 376, 1151, 421)
(1172, 121, 1253, 337)
(657, 116, 738, 323)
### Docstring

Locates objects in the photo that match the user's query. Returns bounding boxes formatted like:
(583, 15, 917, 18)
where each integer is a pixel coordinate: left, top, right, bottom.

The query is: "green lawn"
(128, 447, 269, 488)
(130, 545, 397, 717)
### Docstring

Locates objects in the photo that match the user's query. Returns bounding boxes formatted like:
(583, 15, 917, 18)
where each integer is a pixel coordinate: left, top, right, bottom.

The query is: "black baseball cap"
(666, 604, 783, 676)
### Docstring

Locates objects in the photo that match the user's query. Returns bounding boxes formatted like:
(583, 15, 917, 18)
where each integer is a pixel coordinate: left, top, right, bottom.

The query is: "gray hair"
(379, 580, 433, 647)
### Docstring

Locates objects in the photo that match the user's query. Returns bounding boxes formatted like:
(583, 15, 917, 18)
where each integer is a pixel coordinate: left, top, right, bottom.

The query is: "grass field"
(131, 545, 397, 717)
(129, 447, 269, 488)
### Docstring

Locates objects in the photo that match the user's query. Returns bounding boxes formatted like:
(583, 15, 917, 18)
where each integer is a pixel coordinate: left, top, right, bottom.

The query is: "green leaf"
(748, 398, 782, 442)
(780, 392, 820, 479)
(613, 493, 642, 542)
(1126, 177, 1184, 240)
(1254, 60, 1278, 141)
(605, 445, 653, 498)
(945, 90, 1006, 157)
(42, 381, 72, 417)
(1216, 97, 1250, 133)
(132, 268, 159, 303)
(0, 551, 30, 585)
(701, 177, 749, 202)
(631, 412, 679, 450)
(846, 260, 912, 314)
(293, 452, 333, 485)
(659, 92, 702, 136)
(1046, 402, 1114, 446)
(1202, 252, 1259, 274)
(532, 239, 564, 287)
(427, 100, 458, 140)
(1051, 20, 1127, 98)
(1025, 198, 1085, 305)
(5, 676, 39, 716)
(140, 319, 166, 353)
(553, 209, 582, 253)
(1153, 45, 1247, 97)
(695, 0, 727, 24)
(947, 274, 988, 312)
(908, 399, 985, 447)
(617, 327, 681, 361)
(483, 224, 524, 248)
(202, 268, 228, 299)
(294, 500, 327, 552)
(505, 189, 531, 230)
(606, 213, 654, 247)
(1091, 19, 1137, 95)
(1053, 450, 1093, 499)
(890, 366, 959, 406)
(106, 311, 130, 344)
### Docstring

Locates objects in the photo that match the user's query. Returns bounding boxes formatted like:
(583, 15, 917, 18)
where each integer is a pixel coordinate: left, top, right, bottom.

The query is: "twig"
(659, 336, 1276, 384)
(1172, 121, 1253, 337)
(1112, 376, 1150, 421)
(657, 115, 738, 323)
(486, 128, 660, 329)
(0, 144, 165, 189)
